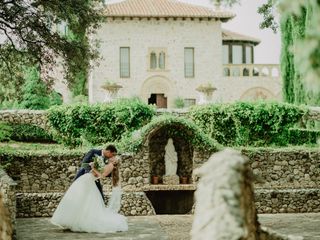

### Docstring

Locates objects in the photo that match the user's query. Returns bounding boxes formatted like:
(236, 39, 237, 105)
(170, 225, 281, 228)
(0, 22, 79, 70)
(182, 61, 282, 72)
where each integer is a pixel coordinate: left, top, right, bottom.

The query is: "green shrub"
(188, 101, 308, 147)
(47, 98, 156, 147)
(118, 115, 221, 153)
(9, 124, 55, 143)
(0, 100, 22, 110)
(49, 91, 63, 106)
(174, 97, 185, 109)
(288, 128, 320, 145)
(20, 66, 51, 110)
(0, 122, 13, 142)
(0, 122, 55, 143)
(71, 95, 88, 104)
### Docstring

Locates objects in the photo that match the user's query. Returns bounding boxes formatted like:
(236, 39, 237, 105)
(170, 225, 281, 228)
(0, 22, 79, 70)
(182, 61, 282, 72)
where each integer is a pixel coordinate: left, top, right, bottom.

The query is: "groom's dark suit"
(75, 149, 111, 200)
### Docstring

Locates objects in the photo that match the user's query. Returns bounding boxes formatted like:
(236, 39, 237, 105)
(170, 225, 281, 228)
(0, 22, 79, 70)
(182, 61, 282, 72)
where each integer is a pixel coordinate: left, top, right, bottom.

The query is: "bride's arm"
(90, 162, 114, 178)
(101, 163, 114, 178)
(90, 165, 101, 178)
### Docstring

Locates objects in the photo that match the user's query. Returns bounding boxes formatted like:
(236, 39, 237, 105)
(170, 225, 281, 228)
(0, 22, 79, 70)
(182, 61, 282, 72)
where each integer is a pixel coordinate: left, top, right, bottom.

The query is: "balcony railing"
(223, 64, 280, 78)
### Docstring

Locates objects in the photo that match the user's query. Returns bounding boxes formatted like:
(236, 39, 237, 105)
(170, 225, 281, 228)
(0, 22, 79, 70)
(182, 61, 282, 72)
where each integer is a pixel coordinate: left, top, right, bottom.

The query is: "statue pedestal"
(163, 175, 179, 185)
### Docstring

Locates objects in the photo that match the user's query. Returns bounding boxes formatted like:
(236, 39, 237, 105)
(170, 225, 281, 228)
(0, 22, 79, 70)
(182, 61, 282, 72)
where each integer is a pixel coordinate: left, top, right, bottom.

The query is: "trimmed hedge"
(10, 123, 54, 143)
(47, 98, 156, 147)
(188, 102, 308, 147)
(0, 122, 55, 143)
(288, 128, 320, 145)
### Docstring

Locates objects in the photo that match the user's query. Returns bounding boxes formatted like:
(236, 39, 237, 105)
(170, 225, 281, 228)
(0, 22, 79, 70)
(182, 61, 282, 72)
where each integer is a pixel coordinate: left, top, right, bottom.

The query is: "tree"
(258, 0, 320, 98)
(257, 0, 278, 33)
(0, 0, 105, 93)
(20, 66, 51, 110)
(0, 47, 26, 104)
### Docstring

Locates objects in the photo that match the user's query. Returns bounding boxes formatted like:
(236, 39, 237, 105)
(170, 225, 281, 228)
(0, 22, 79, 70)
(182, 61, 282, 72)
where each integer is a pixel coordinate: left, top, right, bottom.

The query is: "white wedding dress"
(50, 173, 128, 233)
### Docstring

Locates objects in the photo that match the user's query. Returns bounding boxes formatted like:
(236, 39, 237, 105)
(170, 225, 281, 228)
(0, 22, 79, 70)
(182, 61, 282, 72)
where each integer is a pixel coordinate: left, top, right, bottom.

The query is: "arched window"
(150, 52, 157, 69)
(159, 52, 165, 69)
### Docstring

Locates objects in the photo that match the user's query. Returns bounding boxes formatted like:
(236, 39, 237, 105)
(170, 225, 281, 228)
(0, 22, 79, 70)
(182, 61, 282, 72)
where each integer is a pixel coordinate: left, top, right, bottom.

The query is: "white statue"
(164, 138, 178, 176)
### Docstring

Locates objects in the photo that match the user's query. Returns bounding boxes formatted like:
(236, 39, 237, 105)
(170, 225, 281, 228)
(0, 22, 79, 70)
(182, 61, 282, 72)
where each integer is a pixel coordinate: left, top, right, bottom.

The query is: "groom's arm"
(82, 149, 98, 163)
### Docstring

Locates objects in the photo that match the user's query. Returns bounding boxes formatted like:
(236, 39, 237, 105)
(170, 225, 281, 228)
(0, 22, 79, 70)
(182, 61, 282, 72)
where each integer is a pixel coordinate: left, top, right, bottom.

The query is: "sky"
(181, 0, 281, 64)
(107, 0, 281, 64)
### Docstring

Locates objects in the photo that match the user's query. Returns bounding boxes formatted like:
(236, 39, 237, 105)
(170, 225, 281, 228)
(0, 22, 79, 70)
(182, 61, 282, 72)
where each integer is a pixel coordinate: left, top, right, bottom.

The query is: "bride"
(50, 157, 128, 233)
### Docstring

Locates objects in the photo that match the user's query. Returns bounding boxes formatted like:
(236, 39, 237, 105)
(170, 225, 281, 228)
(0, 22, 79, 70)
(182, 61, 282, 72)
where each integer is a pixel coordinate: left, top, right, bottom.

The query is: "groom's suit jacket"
(74, 149, 110, 200)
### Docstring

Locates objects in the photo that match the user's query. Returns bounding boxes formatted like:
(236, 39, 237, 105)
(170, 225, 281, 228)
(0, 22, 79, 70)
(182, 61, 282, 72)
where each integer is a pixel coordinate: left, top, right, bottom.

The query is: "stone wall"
(307, 107, 320, 121)
(192, 148, 320, 190)
(0, 110, 48, 129)
(16, 192, 155, 218)
(0, 168, 16, 235)
(1, 146, 320, 217)
(241, 149, 320, 189)
(255, 188, 320, 213)
(1, 152, 84, 193)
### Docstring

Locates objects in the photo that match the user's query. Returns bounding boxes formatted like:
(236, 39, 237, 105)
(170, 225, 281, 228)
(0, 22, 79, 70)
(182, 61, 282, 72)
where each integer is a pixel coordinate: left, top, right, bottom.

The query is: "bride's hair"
(112, 161, 120, 187)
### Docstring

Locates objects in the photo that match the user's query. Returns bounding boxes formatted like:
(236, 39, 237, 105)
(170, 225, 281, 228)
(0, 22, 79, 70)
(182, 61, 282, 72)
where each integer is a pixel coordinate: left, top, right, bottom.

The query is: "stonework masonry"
(0, 168, 17, 233)
(0, 147, 319, 218)
(0, 109, 320, 219)
(89, 18, 224, 108)
(0, 110, 48, 129)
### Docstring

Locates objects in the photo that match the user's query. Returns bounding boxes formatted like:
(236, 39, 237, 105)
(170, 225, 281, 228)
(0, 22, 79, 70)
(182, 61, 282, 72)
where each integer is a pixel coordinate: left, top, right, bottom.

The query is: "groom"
(74, 144, 118, 200)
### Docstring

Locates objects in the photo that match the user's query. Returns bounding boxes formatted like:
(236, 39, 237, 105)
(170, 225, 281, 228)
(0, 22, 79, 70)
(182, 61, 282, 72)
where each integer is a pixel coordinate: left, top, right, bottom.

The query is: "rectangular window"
(184, 98, 196, 107)
(120, 47, 130, 78)
(222, 45, 229, 64)
(232, 45, 242, 64)
(245, 46, 253, 64)
(184, 48, 194, 78)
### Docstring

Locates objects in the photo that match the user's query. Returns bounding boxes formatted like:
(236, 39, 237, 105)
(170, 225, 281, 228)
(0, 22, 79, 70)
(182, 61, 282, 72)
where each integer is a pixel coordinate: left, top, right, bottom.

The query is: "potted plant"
(152, 176, 159, 184)
(180, 176, 188, 184)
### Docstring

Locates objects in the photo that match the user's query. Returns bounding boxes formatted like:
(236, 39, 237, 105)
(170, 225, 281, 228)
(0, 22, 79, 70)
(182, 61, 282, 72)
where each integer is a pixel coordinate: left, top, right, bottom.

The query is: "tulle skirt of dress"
(50, 173, 128, 233)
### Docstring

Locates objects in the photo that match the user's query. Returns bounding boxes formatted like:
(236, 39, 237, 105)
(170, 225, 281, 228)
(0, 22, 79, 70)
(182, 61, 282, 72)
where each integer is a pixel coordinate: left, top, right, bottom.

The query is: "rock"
(41, 174, 49, 179)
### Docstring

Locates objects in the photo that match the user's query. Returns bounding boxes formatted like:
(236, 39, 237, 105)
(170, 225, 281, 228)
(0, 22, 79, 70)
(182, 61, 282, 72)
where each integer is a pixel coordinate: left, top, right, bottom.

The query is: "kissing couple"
(50, 145, 128, 233)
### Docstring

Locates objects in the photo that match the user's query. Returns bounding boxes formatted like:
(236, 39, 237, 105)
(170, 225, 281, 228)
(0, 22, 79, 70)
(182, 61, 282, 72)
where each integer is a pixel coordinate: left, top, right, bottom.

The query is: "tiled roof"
(104, 0, 235, 20)
(222, 29, 261, 44)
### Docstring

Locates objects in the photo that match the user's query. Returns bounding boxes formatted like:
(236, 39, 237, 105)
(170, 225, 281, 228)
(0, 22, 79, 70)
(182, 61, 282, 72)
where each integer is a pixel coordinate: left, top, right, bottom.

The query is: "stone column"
(191, 149, 259, 240)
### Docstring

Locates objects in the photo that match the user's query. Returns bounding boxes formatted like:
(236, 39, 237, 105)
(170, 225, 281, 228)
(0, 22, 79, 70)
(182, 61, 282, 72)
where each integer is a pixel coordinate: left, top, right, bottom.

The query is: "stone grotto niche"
(148, 125, 194, 184)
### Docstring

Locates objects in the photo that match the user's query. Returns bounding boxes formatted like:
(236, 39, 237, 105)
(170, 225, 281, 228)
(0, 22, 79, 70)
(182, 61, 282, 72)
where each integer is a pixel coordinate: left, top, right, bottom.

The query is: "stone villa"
(54, 0, 281, 108)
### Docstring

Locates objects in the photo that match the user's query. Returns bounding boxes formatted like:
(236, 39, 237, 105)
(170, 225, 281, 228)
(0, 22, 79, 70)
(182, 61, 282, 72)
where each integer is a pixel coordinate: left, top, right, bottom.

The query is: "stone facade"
(89, 18, 223, 108)
(0, 168, 17, 236)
